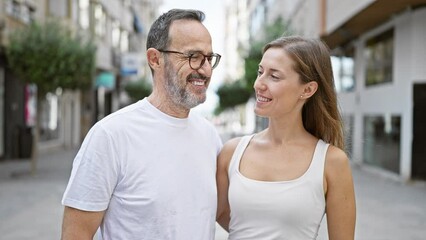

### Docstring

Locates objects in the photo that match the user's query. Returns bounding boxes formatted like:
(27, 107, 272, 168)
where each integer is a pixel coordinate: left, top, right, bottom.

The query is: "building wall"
(412, 8, 426, 80)
(267, 0, 298, 24)
(325, 0, 374, 33)
(0, 0, 160, 158)
(233, 0, 426, 180)
(1, 0, 45, 159)
(223, 0, 248, 83)
(337, 6, 426, 180)
(285, 0, 321, 37)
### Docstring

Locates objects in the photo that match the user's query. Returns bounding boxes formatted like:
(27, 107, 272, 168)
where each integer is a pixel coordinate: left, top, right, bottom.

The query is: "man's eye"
(190, 53, 202, 60)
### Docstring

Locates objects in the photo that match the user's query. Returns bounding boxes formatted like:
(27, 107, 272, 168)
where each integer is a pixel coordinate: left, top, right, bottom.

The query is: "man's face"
(163, 56, 208, 109)
(161, 19, 215, 110)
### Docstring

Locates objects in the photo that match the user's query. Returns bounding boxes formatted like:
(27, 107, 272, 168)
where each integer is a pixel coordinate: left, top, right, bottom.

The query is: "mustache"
(187, 73, 209, 81)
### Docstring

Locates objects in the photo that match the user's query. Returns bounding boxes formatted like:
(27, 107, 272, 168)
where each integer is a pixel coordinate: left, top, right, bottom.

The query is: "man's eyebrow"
(187, 50, 214, 55)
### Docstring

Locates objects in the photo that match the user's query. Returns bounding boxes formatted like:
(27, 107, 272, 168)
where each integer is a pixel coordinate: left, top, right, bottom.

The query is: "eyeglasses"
(158, 49, 221, 70)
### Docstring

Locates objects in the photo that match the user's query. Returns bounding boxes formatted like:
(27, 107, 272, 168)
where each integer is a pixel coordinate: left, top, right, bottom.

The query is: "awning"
(321, 0, 426, 49)
(95, 72, 115, 89)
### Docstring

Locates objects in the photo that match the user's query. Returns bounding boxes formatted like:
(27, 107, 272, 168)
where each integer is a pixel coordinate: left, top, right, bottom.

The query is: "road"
(0, 146, 425, 239)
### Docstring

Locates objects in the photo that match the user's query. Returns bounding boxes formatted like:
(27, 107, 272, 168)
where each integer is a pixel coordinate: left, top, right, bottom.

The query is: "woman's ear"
(146, 48, 161, 70)
(303, 81, 318, 98)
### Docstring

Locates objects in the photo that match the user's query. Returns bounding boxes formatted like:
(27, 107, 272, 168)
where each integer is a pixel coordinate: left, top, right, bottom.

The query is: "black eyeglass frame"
(157, 49, 221, 70)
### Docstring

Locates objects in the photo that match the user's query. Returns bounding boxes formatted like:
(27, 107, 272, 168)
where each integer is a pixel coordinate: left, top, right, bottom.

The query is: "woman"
(216, 36, 356, 239)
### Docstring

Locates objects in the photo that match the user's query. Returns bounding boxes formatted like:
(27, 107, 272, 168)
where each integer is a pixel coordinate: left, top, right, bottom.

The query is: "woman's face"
(253, 47, 307, 118)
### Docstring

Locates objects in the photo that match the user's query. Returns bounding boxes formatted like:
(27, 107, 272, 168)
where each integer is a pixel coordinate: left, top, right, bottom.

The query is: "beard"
(164, 58, 207, 109)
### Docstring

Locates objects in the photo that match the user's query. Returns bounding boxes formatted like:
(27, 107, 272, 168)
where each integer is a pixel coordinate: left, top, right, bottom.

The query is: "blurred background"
(0, 0, 425, 239)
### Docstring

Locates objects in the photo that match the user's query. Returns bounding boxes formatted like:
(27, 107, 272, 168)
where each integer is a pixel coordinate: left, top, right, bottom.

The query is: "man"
(61, 9, 222, 240)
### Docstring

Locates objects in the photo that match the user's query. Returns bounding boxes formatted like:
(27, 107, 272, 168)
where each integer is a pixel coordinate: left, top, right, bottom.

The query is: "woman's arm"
(216, 137, 240, 232)
(325, 146, 356, 240)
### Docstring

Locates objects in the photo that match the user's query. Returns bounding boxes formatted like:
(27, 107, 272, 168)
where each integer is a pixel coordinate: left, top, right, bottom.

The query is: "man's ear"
(147, 48, 162, 70)
(303, 81, 318, 98)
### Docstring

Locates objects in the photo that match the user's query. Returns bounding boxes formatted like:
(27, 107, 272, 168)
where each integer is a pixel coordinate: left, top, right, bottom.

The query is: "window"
(123, 0, 132, 7)
(49, 0, 67, 17)
(94, 3, 107, 37)
(365, 29, 394, 86)
(363, 114, 401, 173)
(250, 5, 266, 40)
(342, 115, 354, 157)
(0, 68, 4, 156)
(120, 30, 129, 52)
(78, 0, 90, 29)
(332, 47, 355, 92)
(112, 20, 121, 48)
(5, 0, 35, 23)
(39, 89, 63, 142)
(5, 0, 20, 17)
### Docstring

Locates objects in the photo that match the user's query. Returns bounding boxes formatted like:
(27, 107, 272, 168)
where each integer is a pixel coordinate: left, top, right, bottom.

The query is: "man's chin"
(186, 96, 206, 109)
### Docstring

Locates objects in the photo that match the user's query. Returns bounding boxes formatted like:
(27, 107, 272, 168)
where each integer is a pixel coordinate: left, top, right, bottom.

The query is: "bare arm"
(325, 146, 356, 240)
(216, 137, 240, 232)
(61, 206, 105, 240)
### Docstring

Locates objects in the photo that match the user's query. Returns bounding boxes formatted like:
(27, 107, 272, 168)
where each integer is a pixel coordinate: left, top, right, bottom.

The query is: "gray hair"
(146, 9, 205, 50)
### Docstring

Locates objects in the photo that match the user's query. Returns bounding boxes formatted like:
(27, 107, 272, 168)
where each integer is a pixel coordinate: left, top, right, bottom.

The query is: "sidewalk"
(0, 147, 425, 240)
(0, 147, 77, 239)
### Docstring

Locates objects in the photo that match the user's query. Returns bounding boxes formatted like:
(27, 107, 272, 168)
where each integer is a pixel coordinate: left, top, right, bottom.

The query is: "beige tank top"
(228, 135, 329, 240)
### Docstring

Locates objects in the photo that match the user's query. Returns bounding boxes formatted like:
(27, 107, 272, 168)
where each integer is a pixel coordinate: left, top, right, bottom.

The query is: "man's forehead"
(168, 20, 212, 51)
(169, 19, 205, 35)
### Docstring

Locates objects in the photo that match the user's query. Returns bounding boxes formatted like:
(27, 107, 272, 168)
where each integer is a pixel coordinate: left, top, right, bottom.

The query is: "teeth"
(257, 96, 271, 102)
(192, 81, 204, 86)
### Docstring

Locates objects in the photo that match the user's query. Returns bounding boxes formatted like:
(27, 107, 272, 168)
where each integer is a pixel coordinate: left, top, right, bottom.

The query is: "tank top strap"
(306, 139, 330, 182)
(228, 135, 255, 178)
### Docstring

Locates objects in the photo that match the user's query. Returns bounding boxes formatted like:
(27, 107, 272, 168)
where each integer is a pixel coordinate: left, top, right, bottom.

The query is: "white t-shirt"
(62, 98, 223, 240)
(228, 135, 328, 240)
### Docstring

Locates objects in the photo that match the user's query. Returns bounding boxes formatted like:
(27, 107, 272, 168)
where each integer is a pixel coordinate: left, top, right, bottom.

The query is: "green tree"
(124, 79, 152, 103)
(215, 80, 251, 114)
(6, 20, 96, 174)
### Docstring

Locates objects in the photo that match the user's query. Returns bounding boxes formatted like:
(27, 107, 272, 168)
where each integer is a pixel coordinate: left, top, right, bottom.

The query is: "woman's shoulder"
(218, 135, 248, 167)
(221, 136, 243, 155)
(325, 145, 349, 166)
(324, 144, 352, 180)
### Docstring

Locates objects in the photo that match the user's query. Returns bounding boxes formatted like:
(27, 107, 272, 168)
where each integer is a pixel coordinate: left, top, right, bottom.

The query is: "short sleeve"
(62, 123, 119, 211)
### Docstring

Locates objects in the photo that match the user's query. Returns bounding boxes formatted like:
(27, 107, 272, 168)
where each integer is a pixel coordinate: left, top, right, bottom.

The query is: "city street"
(0, 145, 425, 240)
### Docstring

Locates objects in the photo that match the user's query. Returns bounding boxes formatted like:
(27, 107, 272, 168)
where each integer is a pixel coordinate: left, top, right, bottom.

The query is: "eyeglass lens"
(189, 53, 220, 70)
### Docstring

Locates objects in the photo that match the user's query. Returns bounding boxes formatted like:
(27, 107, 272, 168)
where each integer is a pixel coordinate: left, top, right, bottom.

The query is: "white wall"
(325, 0, 374, 34)
(338, 7, 426, 180)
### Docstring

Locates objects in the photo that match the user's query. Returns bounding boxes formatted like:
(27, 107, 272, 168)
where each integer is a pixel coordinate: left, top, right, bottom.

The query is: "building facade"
(0, 0, 159, 160)
(224, 0, 426, 181)
(319, 0, 426, 181)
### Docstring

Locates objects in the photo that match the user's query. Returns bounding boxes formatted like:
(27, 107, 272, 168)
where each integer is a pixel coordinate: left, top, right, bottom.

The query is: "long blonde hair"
(263, 36, 344, 149)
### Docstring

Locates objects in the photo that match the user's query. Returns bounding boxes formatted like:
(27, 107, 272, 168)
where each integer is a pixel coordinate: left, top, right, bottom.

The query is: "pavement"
(0, 146, 425, 240)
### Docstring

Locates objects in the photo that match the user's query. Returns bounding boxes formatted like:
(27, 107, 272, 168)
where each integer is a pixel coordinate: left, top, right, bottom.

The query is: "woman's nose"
(254, 77, 266, 91)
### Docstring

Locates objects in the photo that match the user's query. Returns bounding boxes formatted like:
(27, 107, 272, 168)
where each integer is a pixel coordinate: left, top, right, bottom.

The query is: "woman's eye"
(271, 75, 279, 79)
(257, 70, 263, 76)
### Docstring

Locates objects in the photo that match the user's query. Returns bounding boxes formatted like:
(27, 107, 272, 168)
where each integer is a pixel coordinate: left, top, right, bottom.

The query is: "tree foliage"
(124, 79, 152, 103)
(5, 20, 97, 171)
(6, 20, 96, 94)
(216, 80, 251, 113)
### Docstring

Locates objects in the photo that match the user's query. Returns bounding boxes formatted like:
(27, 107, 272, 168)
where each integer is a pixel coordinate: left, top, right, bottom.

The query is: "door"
(412, 83, 426, 180)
